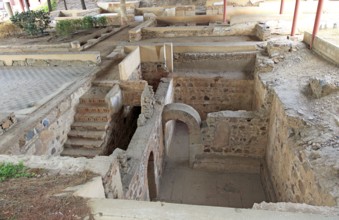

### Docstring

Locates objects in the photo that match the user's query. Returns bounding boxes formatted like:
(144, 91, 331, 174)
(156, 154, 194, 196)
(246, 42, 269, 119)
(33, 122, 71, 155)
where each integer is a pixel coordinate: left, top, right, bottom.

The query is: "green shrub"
(0, 162, 35, 182)
(56, 16, 108, 36)
(10, 10, 50, 36)
(97, 16, 107, 27)
(82, 16, 96, 29)
(56, 19, 80, 36)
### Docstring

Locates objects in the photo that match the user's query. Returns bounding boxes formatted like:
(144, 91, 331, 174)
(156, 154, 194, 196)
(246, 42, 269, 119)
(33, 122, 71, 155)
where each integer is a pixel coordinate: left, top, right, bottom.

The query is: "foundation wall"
(266, 95, 337, 206)
(123, 78, 173, 200)
(173, 77, 254, 120)
(141, 25, 256, 40)
(141, 62, 169, 91)
(202, 110, 268, 158)
(174, 52, 256, 73)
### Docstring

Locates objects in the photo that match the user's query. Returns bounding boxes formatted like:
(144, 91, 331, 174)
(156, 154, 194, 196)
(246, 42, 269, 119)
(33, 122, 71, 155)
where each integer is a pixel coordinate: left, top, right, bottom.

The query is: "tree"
(80, 0, 86, 10)
(47, 0, 52, 12)
(63, 0, 68, 10)
(120, 0, 128, 25)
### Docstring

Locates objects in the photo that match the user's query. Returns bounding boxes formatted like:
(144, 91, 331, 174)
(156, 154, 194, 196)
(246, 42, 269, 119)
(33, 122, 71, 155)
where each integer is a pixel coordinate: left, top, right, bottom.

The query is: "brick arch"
(162, 103, 202, 166)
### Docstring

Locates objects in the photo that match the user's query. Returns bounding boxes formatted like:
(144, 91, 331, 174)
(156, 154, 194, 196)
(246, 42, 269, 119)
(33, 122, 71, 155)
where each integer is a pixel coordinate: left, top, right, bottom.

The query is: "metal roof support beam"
(280, 0, 285, 14)
(311, 0, 324, 49)
(291, 0, 300, 36)
(223, 0, 227, 23)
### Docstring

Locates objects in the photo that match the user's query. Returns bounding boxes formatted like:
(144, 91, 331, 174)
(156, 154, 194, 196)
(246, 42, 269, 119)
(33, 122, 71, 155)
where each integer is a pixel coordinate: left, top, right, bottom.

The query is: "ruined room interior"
(0, 0, 338, 219)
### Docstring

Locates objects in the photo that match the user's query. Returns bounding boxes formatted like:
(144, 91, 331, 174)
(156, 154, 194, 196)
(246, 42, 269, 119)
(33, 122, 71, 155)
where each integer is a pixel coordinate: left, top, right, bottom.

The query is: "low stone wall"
(202, 110, 268, 158)
(173, 76, 254, 120)
(121, 78, 173, 200)
(266, 94, 337, 206)
(136, 5, 195, 17)
(129, 19, 157, 42)
(303, 32, 339, 66)
(141, 24, 256, 39)
(52, 9, 101, 18)
(97, 1, 140, 13)
(0, 51, 101, 66)
(174, 52, 256, 72)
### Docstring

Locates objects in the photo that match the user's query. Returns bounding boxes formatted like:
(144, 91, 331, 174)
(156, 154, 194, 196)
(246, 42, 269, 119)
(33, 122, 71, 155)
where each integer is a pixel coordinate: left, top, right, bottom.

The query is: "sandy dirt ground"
(0, 170, 95, 220)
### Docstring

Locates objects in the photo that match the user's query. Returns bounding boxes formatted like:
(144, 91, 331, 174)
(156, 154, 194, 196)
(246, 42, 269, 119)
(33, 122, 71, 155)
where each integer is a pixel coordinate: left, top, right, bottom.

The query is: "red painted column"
(311, 0, 324, 49)
(291, 0, 300, 36)
(280, 0, 285, 14)
(18, 0, 25, 12)
(223, 0, 227, 23)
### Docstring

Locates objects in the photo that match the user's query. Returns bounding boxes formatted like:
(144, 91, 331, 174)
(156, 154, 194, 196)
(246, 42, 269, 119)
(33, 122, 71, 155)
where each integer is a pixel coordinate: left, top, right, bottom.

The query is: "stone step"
(77, 104, 110, 114)
(71, 121, 109, 131)
(61, 147, 103, 158)
(92, 80, 116, 87)
(79, 97, 106, 104)
(64, 138, 104, 149)
(79, 87, 111, 104)
(74, 113, 111, 122)
(68, 130, 106, 140)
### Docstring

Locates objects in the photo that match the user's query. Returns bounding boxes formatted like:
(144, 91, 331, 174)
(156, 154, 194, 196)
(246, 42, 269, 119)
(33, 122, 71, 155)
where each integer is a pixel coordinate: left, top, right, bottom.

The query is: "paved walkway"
(158, 122, 267, 208)
(0, 66, 95, 113)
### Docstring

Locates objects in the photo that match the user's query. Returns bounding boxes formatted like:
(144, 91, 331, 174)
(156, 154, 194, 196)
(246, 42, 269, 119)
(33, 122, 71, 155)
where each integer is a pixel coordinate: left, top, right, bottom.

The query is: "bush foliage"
(56, 16, 108, 36)
(0, 162, 35, 182)
(10, 10, 50, 36)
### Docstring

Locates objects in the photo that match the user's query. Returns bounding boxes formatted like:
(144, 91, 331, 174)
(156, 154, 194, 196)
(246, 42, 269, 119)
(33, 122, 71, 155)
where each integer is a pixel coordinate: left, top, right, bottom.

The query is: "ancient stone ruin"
(0, 0, 338, 219)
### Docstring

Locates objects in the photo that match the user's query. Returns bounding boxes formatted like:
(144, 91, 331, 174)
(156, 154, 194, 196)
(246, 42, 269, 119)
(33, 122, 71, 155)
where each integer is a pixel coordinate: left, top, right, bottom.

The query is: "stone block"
(255, 55, 274, 73)
(256, 23, 271, 41)
(309, 77, 339, 98)
(267, 40, 293, 58)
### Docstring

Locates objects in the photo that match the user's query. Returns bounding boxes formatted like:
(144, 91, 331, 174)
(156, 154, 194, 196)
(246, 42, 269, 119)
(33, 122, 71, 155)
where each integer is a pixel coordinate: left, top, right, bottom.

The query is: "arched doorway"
(147, 152, 157, 201)
(162, 103, 202, 166)
(166, 121, 190, 164)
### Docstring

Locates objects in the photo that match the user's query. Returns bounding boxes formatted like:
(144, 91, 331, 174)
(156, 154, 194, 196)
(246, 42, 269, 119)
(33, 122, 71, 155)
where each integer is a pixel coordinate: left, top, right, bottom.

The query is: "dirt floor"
(0, 170, 96, 220)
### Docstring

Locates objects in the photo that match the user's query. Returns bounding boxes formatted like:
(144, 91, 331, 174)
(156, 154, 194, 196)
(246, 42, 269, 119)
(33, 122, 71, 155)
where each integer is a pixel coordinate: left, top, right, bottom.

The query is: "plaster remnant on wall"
(138, 85, 155, 126)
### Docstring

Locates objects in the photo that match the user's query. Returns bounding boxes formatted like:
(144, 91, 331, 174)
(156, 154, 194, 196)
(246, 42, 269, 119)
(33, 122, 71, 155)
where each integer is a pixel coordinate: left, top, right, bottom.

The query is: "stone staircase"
(61, 86, 113, 157)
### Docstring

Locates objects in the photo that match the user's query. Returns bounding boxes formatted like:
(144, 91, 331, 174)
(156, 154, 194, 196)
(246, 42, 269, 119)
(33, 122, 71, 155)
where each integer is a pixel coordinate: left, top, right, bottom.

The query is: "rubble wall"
(266, 94, 337, 206)
(202, 110, 268, 158)
(173, 77, 254, 119)
(123, 78, 173, 200)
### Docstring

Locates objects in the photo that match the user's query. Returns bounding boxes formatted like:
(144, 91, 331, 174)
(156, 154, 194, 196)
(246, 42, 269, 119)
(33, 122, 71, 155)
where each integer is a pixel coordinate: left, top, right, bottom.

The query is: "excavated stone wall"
(266, 95, 337, 206)
(122, 78, 173, 200)
(141, 62, 169, 91)
(173, 76, 254, 120)
(174, 52, 256, 73)
(202, 110, 268, 158)
(106, 106, 141, 155)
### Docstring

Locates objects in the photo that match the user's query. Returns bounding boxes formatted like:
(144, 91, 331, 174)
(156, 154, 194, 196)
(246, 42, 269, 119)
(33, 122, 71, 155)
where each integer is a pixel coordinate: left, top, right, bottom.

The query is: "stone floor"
(158, 122, 267, 208)
(0, 66, 95, 113)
